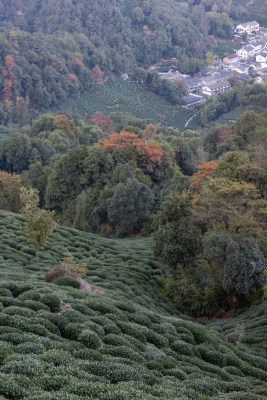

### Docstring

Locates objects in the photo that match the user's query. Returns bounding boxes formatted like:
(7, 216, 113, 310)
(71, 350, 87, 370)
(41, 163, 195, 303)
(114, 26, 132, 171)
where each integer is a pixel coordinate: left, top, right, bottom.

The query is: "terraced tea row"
(0, 210, 266, 400)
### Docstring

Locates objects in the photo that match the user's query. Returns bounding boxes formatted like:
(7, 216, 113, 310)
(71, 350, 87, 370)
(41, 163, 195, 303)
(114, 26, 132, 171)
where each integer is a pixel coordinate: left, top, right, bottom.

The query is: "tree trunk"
(36, 243, 40, 261)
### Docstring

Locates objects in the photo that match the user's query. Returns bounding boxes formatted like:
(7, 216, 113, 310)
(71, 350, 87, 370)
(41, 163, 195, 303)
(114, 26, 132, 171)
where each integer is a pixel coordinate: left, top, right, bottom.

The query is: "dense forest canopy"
(0, 0, 235, 110)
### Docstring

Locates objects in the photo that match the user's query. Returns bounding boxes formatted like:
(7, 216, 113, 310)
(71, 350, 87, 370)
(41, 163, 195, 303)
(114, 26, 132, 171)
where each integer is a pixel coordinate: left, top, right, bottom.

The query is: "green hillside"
(54, 78, 195, 131)
(0, 210, 266, 400)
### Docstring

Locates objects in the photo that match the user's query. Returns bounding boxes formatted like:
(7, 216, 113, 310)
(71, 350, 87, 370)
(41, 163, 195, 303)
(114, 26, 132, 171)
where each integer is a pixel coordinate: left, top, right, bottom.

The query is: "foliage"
(0, 210, 267, 399)
(153, 191, 201, 271)
(20, 187, 55, 260)
(52, 277, 81, 289)
(107, 178, 152, 236)
(203, 232, 266, 300)
(0, 171, 24, 213)
(192, 177, 266, 235)
(60, 254, 87, 277)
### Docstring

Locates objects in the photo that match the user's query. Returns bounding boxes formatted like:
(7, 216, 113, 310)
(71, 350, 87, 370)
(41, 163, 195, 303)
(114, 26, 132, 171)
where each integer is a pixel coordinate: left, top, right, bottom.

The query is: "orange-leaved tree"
(5, 55, 15, 69)
(189, 161, 218, 192)
(91, 65, 104, 88)
(89, 113, 114, 134)
(99, 131, 163, 174)
(53, 114, 82, 143)
(142, 123, 157, 141)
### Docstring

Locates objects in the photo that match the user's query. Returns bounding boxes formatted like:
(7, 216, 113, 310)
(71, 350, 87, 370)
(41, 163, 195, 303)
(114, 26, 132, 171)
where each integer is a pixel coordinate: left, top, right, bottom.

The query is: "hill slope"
(0, 210, 266, 400)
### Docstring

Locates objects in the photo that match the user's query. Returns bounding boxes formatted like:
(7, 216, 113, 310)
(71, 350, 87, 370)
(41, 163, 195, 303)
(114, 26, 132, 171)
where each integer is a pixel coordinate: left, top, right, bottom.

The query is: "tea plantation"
(53, 78, 194, 131)
(0, 210, 266, 400)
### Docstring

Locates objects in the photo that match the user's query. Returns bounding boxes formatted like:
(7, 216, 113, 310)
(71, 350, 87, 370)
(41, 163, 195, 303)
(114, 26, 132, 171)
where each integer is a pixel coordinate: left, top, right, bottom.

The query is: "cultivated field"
(0, 210, 266, 400)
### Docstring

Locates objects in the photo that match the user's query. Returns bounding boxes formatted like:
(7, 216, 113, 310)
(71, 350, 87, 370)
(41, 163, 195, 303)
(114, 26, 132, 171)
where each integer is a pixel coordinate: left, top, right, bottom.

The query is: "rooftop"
(226, 53, 238, 60)
(237, 21, 259, 28)
(203, 80, 230, 90)
(185, 94, 203, 104)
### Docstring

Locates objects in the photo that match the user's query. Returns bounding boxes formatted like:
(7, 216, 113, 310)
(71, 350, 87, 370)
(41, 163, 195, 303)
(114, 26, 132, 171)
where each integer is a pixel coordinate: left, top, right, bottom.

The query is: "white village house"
(202, 80, 231, 97)
(237, 45, 255, 60)
(256, 52, 267, 63)
(236, 21, 260, 35)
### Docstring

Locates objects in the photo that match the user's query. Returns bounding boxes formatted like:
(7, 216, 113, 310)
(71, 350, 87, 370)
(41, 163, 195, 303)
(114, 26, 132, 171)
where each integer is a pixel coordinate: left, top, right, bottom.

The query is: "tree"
(234, 110, 258, 141)
(5, 55, 15, 69)
(15, 96, 29, 128)
(99, 131, 164, 179)
(91, 65, 104, 88)
(216, 151, 267, 197)
(2, 132, 31, 172)
(53, 114, 82, 144)
(142, 124, 157, 140)
(153, 191, 201, 271)
(203, 232, 266, 301)
(107, 178, 152, 236)
(89, 113, 114, 134)
(192, 177, 266, 236)
(0, 171, 23, 213)
(189, 161, 218, 192)
(206, 51, 215, 66)
(45, 146, 111, 210)
(20, 187, 55, 260)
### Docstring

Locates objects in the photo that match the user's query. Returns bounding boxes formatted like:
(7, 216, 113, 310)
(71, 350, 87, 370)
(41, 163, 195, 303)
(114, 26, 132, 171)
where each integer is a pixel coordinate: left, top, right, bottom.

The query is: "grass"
(52, 78, 195, 131)
(213, 106, 263, 125)
(214, 39, 241, 58)
(0, 209, 266, 399)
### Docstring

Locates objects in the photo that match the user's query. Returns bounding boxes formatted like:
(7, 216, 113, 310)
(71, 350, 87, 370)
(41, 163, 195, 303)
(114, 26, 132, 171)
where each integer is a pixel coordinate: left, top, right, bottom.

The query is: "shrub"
(3, 306, 34, 318)
(17, 290, 41, 301)
(78, 330, 102, 349)
(37, 375, 70, 391)
(1, 358, 44, 377)
(17, 300, 50, 312)
(171, 340, 195, 356)
(44, 268, 76, 283)
(198, 344, 225, 367)
(103, 334, 130, 347)
(16, 342, 45, 355)
(41, 350, 75, 366)
(62, 323, 84, 340)
(146, 330, 169, 348)
(0, 297, 16, 307)
(0, 373, 26, 399)
(41, 294, 61, 312)
(116, 321, 147, 342)
(73, 349, 104, 361)
(101, 345, 144, 362)
(53, 276, 80, 289)
(0, 288, 13, 297)
(223, 366, 244, 377)
(85, 361, 140, 383)
(0, 341, 14, 363)
(165, 368, 187, 380)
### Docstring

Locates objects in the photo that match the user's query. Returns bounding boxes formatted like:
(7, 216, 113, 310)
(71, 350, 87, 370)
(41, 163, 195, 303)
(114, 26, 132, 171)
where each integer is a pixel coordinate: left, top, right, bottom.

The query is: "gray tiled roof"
(238, 21, 259, 28)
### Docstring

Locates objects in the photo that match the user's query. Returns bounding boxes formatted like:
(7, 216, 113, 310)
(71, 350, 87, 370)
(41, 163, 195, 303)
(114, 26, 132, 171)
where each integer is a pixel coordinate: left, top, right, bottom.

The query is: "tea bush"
(0, 210, 266, 399)
(78, 330, 102, 350)
(52, 277, 80, 289)
(41, 294, 61, 313)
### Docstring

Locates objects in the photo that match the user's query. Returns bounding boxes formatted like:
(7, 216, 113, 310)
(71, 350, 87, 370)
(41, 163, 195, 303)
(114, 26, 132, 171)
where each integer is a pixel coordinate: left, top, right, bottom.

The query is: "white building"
(256, 53, 267, 63)
(236, 21, 260, 35)
(202, 80, 231, 97)
(237, 45, 255, 60)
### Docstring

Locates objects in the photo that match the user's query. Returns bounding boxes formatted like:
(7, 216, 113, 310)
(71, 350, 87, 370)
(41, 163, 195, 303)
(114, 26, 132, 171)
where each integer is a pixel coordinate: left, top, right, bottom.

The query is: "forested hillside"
(0, 0, 233, 110)
(1, 106, 266, 317)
